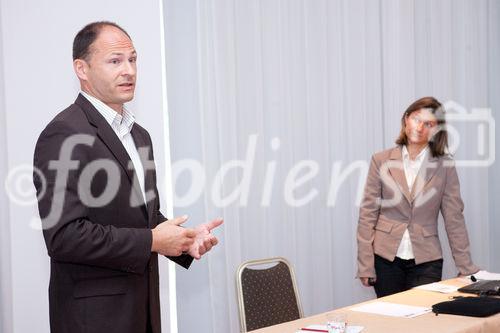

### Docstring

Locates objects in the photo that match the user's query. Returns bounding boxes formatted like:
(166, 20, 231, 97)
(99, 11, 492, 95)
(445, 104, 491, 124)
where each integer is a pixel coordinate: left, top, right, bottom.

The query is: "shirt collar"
(80, 91, 135, 133)
(402, 145, 428, 163)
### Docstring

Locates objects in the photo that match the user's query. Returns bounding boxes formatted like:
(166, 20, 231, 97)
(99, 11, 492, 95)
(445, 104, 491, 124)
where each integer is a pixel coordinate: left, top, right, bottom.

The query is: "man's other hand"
(151, 215, 196, 256)
(187, 218, 223, 259)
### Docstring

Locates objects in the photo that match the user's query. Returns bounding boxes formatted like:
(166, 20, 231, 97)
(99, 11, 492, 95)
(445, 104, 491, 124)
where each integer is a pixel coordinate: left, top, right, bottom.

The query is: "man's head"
(73, 22, 137, 113)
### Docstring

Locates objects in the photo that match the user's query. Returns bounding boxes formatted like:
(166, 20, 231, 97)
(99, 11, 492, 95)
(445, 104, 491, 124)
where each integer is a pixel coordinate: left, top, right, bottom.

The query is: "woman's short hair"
(395, 96, 448, 157)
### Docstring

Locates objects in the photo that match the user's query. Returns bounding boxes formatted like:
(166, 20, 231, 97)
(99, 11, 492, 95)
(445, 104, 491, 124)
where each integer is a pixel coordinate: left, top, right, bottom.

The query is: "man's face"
(78, 26, 137, 111)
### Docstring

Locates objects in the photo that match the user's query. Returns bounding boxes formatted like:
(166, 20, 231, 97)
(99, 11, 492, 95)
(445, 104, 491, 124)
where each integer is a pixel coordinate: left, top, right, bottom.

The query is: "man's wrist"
(151, 229, 158, 252)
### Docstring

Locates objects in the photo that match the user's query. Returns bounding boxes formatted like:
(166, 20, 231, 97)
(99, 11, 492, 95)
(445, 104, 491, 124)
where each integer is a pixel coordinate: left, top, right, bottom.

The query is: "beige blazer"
(357, 146, 478, 278)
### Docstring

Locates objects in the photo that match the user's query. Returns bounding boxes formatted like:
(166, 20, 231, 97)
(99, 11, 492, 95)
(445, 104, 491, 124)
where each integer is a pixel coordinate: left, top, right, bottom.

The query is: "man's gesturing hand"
(187, 218, 223, 260)
(151, 215, 196, 256)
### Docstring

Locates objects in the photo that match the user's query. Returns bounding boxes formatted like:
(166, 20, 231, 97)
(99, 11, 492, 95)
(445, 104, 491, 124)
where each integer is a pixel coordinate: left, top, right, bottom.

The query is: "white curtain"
(489, 0, 500, 274)
(163, 0, 499, 332)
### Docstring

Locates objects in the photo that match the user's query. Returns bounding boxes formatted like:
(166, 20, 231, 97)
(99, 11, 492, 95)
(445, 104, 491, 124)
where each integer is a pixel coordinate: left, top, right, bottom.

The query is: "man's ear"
(73, 59, 88, 81)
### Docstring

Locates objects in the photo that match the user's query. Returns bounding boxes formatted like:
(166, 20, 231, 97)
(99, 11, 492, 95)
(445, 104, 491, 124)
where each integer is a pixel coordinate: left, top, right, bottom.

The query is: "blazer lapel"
(387, 146, 412, 204)
(130, 127, 156, 224)
(75, 94, 147, 214)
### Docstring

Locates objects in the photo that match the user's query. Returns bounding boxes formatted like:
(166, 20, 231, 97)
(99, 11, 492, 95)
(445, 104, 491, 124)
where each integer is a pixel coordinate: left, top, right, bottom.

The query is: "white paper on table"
(472, 270, 500, 281)
(350, 302, 431, 318)
(414, 282, 458, 293)
(301, 324, 364, 333)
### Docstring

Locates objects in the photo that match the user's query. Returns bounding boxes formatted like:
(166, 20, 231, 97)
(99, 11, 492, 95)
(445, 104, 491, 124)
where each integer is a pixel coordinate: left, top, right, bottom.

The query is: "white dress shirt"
(395, 145, 429, 260)
(80, 91, 146, 204)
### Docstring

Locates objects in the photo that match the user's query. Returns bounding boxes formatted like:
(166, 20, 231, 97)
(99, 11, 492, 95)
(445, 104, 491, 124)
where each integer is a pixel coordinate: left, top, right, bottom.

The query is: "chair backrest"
(236, 257, 303, 332)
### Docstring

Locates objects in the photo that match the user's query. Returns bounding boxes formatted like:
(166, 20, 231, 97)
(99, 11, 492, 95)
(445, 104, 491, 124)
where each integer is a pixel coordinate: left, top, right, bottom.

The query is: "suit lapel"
(130, 127, 155, 223)
(75, 94, 147, 216)
(387, 146, 412, 204)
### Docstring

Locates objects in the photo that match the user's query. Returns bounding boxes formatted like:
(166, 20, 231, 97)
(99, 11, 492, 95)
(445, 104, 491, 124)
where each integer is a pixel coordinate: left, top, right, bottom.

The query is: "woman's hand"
(360, 277, 376, 287)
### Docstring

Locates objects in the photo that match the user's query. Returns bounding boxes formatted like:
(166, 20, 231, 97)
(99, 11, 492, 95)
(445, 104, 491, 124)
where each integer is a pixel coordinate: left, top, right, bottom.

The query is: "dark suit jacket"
(33, 94, 193, 333)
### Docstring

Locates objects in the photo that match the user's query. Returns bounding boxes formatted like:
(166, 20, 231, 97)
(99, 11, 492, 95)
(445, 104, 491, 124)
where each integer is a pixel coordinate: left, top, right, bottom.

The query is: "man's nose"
(122, 61, 136, 76)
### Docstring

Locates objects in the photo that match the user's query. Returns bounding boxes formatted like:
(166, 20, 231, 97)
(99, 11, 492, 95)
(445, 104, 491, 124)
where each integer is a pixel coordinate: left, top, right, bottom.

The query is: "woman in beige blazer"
(357, 96, 479, 297)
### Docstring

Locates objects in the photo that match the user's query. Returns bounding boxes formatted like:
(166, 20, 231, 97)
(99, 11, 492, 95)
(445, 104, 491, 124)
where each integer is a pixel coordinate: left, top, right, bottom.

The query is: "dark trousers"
(373, 255, 443, 298)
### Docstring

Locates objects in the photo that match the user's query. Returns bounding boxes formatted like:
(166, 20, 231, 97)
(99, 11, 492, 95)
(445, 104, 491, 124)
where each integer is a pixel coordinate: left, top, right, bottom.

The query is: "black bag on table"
(432, 296, 500, 317)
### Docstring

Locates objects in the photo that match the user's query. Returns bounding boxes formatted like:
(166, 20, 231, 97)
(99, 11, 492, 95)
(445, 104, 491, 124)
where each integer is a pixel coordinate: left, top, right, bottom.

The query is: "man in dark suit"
(33, 21, 223, 333)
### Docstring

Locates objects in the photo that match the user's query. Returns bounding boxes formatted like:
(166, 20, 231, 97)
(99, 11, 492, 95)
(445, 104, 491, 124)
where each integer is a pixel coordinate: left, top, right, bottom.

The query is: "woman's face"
(404, 108, 438, 145)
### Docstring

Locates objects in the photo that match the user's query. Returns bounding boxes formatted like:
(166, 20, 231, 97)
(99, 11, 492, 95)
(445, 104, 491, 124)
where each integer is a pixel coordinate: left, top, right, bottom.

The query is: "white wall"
(0, 1, 172, 331)
(0, 2, 13, 332)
